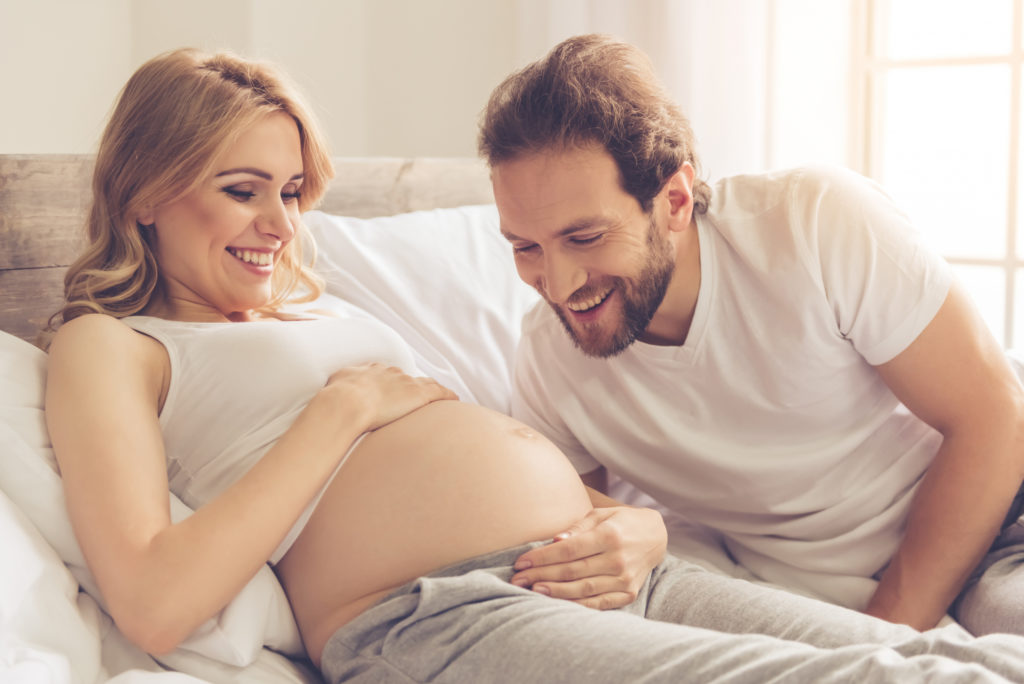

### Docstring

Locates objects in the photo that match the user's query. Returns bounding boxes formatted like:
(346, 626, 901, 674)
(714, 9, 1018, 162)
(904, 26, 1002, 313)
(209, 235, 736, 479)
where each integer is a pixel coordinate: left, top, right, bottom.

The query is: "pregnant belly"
(273, 400, 593, 663)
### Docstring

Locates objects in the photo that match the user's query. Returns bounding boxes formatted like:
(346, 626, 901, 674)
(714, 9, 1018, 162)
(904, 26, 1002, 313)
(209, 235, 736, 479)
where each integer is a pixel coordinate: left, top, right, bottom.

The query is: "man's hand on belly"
(508, 506, 668, 609)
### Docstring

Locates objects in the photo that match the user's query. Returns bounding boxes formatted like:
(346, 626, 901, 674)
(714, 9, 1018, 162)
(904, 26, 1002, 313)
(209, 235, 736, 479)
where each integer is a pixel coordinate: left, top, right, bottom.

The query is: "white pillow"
(0, 331, 303, 668)
(303, 205, 539, 413)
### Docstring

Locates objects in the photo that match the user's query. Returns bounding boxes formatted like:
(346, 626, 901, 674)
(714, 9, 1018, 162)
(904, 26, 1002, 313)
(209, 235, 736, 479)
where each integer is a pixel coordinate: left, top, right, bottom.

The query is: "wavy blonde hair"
(42, 48, 333, 347)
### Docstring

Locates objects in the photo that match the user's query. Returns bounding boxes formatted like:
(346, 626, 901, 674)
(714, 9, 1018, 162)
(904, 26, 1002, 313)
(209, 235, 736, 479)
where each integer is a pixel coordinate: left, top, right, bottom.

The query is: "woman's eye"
(224, 188, 255, 201)
(282, 190, 302, 203)
(513, 243, 538, 254)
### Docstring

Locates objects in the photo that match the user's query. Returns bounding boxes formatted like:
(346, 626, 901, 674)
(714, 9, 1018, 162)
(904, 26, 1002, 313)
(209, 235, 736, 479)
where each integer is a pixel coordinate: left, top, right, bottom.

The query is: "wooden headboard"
(0, 155, 493, 344)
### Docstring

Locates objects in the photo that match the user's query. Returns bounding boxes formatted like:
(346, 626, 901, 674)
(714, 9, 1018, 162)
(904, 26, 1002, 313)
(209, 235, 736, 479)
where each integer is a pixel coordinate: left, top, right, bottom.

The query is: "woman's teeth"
(227, 248, 272, 266)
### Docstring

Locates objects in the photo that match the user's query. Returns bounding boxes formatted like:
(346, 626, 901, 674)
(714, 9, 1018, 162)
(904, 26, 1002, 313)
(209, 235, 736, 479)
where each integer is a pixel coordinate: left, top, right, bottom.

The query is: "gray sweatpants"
(953, 349, 1024, 636)
(321, 543, 1024, 683)
(954, 481, 1024, 636)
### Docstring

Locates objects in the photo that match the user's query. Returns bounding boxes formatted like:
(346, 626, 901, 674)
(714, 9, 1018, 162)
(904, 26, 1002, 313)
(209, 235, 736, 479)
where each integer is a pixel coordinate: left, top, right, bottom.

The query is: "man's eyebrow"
(215, 167, 304, 181)
(501, 216, 609, 243)
(555, 217, 607, 237)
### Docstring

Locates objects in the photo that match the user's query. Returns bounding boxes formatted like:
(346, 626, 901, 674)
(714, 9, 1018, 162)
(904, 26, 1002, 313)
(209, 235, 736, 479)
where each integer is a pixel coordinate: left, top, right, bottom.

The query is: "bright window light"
(864, 0, 1021, 347)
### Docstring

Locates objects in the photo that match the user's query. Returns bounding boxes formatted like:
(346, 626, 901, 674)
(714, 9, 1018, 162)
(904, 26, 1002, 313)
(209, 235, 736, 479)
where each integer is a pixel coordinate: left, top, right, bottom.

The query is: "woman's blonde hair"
(43, 47, 333, 345)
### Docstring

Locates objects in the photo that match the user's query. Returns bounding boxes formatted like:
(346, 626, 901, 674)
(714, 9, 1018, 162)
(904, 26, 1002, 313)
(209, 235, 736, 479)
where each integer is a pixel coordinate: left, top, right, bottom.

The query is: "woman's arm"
(46, 314, 453, 654)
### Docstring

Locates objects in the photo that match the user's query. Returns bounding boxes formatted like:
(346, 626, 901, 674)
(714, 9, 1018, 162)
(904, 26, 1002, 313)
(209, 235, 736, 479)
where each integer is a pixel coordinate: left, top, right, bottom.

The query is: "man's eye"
(224, 188, 255, 201)
(570, 235, 601, 245)
(513, 243, 539, 254)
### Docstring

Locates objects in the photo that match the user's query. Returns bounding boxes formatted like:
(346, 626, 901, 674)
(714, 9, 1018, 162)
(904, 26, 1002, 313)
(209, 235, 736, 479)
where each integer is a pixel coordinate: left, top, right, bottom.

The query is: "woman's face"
(142, 111, 305, 321)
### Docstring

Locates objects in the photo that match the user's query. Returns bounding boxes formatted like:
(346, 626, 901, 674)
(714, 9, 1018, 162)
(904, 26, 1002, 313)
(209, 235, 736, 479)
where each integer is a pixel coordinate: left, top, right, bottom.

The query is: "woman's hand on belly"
(314, 363, 458, 433)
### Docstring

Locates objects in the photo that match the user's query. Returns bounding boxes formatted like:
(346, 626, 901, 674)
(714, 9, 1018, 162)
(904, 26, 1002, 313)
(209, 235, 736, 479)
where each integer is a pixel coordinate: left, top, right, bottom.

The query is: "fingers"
(330, 363, 458, 400)
(512, 568, 641, 610)
(512, 546, 629, 588)
(554, 507, 605, 538)
(509, 506, 666, 609)
(510, 529, 637, 602)
(513, 509, 618, 572)
(423, 376, 459, 402)
(404, 374, 459, 404)
(324, 364, 459, 430)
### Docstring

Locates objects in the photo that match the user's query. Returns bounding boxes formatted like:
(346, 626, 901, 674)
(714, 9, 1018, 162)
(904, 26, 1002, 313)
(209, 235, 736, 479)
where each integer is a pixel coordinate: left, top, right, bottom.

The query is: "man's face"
(492, 145, 677, 358)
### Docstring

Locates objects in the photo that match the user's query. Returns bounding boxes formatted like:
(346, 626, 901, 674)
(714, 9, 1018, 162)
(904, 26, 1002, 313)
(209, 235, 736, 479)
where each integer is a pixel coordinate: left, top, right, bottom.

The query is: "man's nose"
(539, 250, 587, 304)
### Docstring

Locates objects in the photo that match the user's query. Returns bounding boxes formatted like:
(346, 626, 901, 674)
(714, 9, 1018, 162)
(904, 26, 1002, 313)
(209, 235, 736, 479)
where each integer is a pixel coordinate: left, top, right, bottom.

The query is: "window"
(860, 0, 1022, 347)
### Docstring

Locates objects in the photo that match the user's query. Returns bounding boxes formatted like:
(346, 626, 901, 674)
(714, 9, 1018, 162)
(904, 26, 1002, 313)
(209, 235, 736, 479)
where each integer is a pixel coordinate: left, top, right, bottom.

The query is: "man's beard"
(552, 216, 675, 358)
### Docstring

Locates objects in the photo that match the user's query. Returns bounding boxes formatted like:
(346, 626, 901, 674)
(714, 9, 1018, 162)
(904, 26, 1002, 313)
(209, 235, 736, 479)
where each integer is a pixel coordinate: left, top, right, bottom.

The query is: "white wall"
(0, 0, 517, 157)
(0, 0, 854, 173)
(0, 0, 134, 154)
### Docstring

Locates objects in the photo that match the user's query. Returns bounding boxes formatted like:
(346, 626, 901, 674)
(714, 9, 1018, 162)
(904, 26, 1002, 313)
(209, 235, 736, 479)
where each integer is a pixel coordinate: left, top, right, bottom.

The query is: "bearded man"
(480, 33, 1024, 637)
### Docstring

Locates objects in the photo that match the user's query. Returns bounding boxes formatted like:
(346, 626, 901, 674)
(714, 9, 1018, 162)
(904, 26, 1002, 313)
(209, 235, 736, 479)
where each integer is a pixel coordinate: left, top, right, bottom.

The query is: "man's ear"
(663, 162, 696, 233)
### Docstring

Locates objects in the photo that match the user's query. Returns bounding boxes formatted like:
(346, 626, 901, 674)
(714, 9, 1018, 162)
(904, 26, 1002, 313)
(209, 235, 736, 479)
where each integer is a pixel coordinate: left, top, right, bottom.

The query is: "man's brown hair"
(479, 33, 711, 215)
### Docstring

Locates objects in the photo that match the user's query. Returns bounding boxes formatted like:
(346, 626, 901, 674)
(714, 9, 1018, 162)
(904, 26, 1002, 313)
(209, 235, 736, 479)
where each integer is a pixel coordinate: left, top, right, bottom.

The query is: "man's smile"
(566, 286, 613, 313)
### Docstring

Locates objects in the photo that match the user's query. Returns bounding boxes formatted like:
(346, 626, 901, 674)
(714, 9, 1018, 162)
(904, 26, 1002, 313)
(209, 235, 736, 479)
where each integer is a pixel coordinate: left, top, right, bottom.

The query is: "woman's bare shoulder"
(52, 312, 135, 336)
(51, 314, 139, 354)
(48, 314, 165, 376)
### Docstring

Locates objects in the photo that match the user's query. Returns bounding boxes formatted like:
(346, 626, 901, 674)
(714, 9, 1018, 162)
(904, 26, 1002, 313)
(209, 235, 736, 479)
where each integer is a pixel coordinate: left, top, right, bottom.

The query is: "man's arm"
(866, 281, 1024, 629)
(510, 465, 669, 609)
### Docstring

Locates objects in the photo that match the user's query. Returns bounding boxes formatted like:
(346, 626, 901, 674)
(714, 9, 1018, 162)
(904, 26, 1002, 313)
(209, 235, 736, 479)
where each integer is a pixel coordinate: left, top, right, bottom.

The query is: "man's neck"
(638, 218, 701, 347)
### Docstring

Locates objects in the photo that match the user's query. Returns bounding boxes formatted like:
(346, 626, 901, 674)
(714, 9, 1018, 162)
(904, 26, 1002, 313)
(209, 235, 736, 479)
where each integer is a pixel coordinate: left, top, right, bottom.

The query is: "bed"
(0, 154, 743, 683)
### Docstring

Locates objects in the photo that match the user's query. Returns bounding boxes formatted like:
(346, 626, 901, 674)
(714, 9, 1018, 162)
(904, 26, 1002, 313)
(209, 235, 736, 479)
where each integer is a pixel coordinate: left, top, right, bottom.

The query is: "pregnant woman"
(44, 47, 1024, 684)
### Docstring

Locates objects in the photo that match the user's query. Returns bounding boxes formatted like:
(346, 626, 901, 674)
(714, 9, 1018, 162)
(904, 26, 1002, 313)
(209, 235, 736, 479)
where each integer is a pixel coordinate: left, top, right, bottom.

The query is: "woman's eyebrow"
(215, 167, 304, 181)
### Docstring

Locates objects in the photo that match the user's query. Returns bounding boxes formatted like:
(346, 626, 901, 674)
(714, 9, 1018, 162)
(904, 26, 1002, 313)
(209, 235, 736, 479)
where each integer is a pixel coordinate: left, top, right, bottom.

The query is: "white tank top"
(122, 314, 419, 563)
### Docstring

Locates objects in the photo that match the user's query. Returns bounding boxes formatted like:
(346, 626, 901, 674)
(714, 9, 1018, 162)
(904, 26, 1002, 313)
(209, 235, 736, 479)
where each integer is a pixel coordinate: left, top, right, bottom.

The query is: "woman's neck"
(141, 296, 256, 323)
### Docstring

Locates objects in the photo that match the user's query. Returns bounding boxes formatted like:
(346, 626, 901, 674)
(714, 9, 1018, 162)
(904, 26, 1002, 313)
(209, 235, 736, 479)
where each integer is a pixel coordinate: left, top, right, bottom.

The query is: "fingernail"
(534, 585, 551, 596)
(511, 578, 530, 588)
(553, 532, 571, 541)
(514, 560, 532, 570)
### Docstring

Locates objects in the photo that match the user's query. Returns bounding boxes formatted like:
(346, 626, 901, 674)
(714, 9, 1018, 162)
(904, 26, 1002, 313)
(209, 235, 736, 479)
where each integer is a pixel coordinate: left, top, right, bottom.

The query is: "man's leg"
(640, 554, 925, 647)
(953, 511, 1024, 635)
(320, 544, 1024, 684)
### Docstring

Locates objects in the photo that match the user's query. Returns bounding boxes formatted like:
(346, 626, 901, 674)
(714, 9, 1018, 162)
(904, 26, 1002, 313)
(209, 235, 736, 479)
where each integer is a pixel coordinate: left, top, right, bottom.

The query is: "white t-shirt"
(512, 165, 953, 608)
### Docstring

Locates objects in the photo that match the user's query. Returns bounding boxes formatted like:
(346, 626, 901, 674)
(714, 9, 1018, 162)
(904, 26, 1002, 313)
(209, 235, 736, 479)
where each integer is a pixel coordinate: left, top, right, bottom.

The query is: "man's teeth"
(227, 248, 273, 266)
(567, 289, 612, 312)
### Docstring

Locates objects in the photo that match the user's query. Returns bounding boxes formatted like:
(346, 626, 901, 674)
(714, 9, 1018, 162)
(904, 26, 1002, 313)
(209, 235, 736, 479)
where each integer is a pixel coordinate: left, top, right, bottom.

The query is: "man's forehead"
(493, 145, 616, 182)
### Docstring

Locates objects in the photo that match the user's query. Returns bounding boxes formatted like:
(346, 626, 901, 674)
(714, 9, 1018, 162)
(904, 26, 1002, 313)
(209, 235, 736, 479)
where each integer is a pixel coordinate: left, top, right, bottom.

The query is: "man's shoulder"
(720, 163, 880, 202)
(707, 164, 879, 225)
(715, 164, 867, 195)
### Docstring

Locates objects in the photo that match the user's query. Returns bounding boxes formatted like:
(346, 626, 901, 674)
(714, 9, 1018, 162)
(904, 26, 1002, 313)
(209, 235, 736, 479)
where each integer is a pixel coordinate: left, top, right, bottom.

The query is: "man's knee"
(954, 551, 1024, 636)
